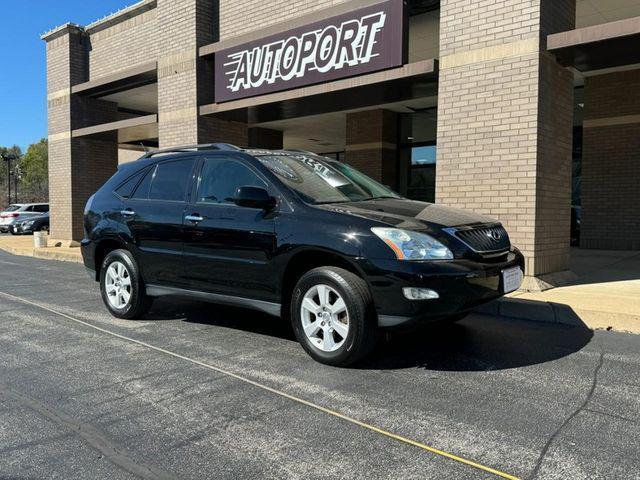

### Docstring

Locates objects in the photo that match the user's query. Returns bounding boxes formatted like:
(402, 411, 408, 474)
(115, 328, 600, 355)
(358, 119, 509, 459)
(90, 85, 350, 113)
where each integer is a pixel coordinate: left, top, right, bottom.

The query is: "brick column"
(43, 25, 118, 244)
(436, 0, 575, 289)
(156, 0, 247, 148)
(345, 109, 398, 189)
(581, 70, 640, 250)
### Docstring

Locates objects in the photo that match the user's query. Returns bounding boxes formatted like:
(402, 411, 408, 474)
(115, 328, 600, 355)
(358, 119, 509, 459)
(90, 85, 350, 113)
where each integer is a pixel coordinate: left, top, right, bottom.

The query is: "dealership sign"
(214, 0, 407, 103)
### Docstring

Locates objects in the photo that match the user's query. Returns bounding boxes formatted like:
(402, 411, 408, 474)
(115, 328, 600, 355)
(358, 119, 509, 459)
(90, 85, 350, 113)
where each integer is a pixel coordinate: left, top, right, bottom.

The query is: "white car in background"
(0, 203, 49, 234)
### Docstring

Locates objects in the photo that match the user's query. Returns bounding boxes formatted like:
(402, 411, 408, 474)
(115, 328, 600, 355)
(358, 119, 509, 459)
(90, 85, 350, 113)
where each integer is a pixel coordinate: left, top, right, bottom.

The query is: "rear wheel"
(100, 249, 152, 319)
(291, 267, 377, 366)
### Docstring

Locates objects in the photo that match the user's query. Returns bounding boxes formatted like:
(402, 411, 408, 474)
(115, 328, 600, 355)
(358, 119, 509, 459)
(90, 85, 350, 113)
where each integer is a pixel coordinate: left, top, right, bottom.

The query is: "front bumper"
(357, 249, 525, 328)
(0, 220, 20, 233)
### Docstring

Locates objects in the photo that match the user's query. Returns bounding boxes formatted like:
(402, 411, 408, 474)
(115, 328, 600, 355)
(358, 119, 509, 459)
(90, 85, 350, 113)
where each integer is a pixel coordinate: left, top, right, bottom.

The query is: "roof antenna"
(139, 142, 149, 153)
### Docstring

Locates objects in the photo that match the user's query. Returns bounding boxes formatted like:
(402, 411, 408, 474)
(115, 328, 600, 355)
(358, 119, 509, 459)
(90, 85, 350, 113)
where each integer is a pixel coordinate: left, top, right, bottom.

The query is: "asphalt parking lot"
(0, 246, 639, 479)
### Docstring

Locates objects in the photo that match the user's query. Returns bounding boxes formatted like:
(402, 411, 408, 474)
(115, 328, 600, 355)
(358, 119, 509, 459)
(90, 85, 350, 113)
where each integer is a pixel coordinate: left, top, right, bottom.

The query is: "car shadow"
(361, 315, 594, 371)
(145, 297, 297, 341)
(144, 297, 593, 372)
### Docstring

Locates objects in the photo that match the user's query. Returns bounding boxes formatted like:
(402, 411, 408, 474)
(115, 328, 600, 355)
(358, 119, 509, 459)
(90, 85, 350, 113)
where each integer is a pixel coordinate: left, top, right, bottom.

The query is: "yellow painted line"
(0, 290, 520, 480)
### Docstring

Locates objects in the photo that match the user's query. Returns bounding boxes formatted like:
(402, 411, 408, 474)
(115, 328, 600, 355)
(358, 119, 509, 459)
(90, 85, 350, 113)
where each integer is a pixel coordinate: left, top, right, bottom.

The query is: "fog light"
(403, 287, 439, 300)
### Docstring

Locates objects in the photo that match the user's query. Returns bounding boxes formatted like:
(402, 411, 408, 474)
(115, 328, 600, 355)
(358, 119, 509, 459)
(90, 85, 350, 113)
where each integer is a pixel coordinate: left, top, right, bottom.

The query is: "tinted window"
(257, 154, 399, 204)
(198, 157, 266, 204)
(133, 159, 195, 202)
(115, 169, 147, 199)
(34, 205, 49, 213)
(131, 167, 154, 200)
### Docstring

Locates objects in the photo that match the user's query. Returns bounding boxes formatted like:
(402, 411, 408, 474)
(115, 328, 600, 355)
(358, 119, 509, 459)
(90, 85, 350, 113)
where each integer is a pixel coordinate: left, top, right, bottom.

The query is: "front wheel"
(291, 267, 378, 366)
(100, 249, 152, 319)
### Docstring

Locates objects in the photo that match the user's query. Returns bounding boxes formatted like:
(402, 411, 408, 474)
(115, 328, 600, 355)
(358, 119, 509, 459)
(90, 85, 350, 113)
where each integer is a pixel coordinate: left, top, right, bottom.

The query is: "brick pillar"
(157, 0, 247, 148)
(436, 0, 575, 289)
(43, 25, 118, 244)
(581, 70, 640, 250)
(345, 109, 398, 189)
(248, 127, 283, 149)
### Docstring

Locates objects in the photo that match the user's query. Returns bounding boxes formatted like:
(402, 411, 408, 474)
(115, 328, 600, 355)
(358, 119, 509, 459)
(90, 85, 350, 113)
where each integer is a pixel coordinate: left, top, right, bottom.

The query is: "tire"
(100, 249, 152, 319)
(290, 267, 377, 366)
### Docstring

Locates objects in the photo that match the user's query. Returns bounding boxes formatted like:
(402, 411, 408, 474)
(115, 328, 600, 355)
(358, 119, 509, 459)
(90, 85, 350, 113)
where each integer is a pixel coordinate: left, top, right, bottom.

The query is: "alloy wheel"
(300, 284, 349, 352)
(105, 261, 132, 309)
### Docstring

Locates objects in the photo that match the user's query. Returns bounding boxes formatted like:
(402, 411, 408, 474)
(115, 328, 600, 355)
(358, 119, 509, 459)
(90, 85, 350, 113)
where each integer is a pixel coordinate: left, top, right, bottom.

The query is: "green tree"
(20, 138, 48, 193)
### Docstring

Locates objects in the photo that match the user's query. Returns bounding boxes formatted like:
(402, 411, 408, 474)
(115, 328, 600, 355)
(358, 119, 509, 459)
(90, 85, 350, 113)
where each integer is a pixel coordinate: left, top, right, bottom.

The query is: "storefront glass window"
(409, 144, 436, 203)
(399, 109, 438, 203)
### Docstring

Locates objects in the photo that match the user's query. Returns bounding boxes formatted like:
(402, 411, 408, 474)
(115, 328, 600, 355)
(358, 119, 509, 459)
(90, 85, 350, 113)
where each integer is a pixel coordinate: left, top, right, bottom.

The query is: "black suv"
(82, 144, 524, 366)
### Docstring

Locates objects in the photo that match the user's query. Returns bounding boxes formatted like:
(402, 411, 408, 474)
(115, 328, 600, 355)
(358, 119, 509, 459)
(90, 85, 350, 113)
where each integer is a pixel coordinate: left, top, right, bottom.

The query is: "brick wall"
(156, 0, 247, 148)
(346, 110, 398, 188)
(219, 0, 350, 40)
(581, 70, 640, 250)
(436, 0, 575, 279)
(45, 27, 86, 242)
(45, 26, 119, 242)
(88, 8, 159, 79)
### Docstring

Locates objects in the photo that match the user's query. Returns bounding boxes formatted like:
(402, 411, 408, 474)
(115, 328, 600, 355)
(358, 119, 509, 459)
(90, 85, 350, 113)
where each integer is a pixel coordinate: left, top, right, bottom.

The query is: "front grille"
(448, 224, 510, 254)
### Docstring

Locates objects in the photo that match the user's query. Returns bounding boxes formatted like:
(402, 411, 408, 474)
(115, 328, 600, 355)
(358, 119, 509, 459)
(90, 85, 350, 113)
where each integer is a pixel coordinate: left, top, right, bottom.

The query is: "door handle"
(121, 209, 135, 217)
(185, 214, 204, 223)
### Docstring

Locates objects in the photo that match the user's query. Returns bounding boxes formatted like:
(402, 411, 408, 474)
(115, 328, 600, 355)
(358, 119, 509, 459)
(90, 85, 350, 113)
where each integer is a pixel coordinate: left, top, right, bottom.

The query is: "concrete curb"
(475, 297, 640, 334)
(0, 246, 83, 264)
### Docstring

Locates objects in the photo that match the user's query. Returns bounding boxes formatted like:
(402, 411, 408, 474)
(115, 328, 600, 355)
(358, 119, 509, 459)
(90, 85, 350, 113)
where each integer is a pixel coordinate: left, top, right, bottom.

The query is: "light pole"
(1, 153, 20, 206)
(1, 154, 10, 207)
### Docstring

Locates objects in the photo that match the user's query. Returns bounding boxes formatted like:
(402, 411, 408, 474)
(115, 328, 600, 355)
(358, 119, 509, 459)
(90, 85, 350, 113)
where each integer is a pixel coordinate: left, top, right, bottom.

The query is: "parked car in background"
(17, 212, 50, 235)
(0, 204, 49, 234)
(83, 144, 524, 366)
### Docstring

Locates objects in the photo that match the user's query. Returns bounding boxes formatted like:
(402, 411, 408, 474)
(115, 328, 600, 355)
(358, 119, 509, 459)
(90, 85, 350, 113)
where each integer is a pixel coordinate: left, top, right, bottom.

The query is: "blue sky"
(0, 1, 135, 151)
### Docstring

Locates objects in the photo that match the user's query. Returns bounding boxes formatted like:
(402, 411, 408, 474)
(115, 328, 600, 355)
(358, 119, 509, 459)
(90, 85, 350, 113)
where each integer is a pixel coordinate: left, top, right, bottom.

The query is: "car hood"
(316, 198, 498, 231)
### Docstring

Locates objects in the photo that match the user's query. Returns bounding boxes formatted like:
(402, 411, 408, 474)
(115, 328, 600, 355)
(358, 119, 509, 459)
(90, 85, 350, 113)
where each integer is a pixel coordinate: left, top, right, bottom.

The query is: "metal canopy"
(548, 16, 640, 72)
(71, 62, 157, 98)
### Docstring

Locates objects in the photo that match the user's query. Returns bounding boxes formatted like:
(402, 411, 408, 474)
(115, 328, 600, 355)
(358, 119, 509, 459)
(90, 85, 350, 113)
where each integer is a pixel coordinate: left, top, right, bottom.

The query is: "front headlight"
(371, 227, 453, 260)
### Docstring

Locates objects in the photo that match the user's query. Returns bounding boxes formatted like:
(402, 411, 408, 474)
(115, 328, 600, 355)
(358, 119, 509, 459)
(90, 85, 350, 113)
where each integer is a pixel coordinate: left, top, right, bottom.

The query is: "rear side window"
(115, 168, 148, 199)
(132, 158, 195, 202)
(33, 205, 49, 213)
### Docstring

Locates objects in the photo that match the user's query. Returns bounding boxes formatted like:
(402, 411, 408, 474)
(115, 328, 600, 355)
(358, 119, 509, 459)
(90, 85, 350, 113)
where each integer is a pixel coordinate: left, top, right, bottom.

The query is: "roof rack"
(139, 143, 242, 159)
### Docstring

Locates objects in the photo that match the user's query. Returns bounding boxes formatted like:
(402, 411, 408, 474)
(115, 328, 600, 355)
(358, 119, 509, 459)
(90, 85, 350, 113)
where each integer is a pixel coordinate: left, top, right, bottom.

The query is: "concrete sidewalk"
(0, 234, 82, 264)
(478, 248, 640, 333)
(1, 234, 638, 333)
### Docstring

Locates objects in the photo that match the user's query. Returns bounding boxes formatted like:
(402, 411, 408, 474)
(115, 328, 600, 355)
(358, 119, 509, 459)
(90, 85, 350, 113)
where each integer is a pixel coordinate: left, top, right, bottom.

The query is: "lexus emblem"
(489, 230, 502, 242)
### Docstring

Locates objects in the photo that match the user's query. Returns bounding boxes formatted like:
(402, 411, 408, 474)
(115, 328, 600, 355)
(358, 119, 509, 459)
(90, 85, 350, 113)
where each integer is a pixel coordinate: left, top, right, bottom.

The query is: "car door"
(182, 154, 278, 301)
(121, 157, 197, 287)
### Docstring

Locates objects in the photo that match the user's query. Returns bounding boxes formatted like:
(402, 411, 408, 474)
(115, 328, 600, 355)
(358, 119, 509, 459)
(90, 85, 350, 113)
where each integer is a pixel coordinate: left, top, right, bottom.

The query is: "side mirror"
(232, 186, 276, 210)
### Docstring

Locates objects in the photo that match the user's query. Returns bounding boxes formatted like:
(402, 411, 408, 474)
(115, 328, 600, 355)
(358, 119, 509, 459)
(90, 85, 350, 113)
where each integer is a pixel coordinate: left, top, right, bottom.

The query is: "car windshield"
(256, 153, 400, 204)
(5, 205, 21, 212)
